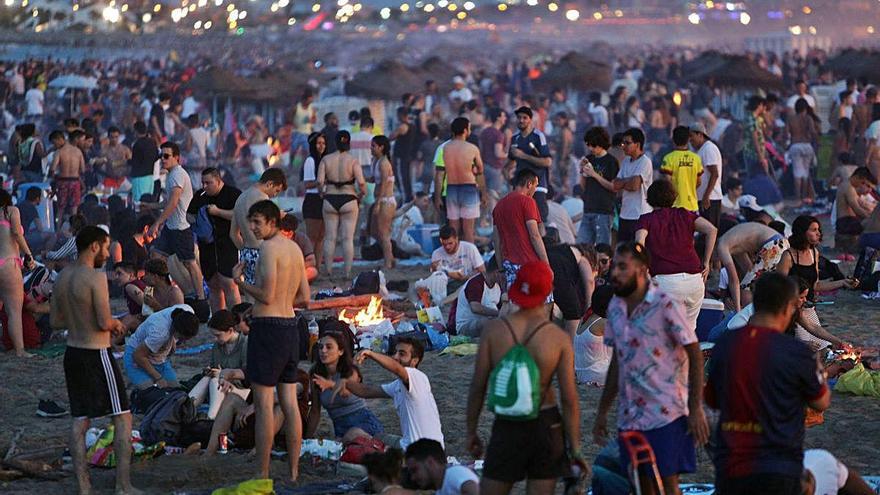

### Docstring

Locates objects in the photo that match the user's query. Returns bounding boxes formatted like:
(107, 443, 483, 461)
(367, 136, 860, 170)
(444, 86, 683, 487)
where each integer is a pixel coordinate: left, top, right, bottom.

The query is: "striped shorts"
(64, 347, 130, 419)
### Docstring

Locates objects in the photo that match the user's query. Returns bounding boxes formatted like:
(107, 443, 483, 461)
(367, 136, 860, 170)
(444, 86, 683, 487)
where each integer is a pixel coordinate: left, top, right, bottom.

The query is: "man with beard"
(592, 241, 708, 495)
(51, 226, 141, 494)
(232, 200, 309, 482)
(508, 106, 552, 224)
(705, 272, 830, 495)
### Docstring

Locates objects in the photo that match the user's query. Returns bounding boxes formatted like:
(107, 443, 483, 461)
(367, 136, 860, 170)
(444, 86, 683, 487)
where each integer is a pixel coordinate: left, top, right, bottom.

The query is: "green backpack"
(487, 318, 551, 421)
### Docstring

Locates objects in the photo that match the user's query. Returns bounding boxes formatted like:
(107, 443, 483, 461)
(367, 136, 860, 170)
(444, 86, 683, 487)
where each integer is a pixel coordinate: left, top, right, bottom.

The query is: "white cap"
(452, 75, 465, 85)
(737, 194, 763, 212)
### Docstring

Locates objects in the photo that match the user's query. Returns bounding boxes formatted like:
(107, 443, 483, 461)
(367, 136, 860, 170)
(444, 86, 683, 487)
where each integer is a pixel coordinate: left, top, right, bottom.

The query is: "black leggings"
(395, 155, 413, 202)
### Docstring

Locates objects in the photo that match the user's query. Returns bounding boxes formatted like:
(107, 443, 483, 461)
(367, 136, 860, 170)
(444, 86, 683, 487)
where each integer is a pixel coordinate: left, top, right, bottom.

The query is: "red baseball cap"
(509, 261, 554, 309)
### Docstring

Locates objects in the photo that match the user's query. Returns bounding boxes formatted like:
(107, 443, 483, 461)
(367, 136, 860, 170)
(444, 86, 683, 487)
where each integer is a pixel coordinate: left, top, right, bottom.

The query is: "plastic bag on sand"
(415, 271, 448, 305)
(212, 479, 273, 495)
(834, 363, 880, 397)
(440, 343, 479, 356)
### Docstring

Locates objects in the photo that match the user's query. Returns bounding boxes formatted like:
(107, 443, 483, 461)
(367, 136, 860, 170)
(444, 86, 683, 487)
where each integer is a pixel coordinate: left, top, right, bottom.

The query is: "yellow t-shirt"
(660, 150, 703, 211)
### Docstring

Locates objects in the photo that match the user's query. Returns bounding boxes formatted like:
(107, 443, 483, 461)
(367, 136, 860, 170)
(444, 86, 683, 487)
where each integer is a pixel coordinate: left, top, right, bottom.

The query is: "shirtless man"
(51, 129, 86, 228)
(716, 222, 789, 311)
(51, 226, 139, 494)
(230, 168, 287, 289)
(836, 167, 877, 237)
(98, 126, 132, 189)
(232, 200, 309, 481)
(466, 261, 585, 495)
(438, 117, 487, 244)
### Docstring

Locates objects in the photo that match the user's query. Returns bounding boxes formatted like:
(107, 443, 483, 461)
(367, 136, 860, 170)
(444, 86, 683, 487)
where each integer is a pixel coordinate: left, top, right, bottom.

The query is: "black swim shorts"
(482, 406, 567, 482)
(64, 346, 130, 419)
(246, 316, 301, 386)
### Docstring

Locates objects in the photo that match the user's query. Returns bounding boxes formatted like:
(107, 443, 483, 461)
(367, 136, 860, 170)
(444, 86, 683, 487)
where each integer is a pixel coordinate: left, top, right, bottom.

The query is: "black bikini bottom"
(324, 194, 357, 212)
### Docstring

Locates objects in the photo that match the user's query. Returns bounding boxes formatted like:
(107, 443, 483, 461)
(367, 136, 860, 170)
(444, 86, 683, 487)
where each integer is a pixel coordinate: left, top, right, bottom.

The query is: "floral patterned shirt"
(604, 284, 698, 431)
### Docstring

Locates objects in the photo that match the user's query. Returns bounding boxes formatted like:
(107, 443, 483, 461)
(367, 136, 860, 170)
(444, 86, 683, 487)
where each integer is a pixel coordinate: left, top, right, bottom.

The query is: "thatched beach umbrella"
(682, 53, 783, 91)
(826, 49, 880, 82)
(534, 51, 613, 92)
(346, 59, 425, 100)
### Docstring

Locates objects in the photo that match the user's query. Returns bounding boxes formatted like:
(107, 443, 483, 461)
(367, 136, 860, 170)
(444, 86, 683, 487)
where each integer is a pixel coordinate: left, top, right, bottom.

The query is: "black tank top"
(789, 248, 819, 301)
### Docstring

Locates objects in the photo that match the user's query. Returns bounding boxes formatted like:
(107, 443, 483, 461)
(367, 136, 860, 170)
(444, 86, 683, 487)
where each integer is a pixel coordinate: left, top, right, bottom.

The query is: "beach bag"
(487, 318, 551, 421)
(339, 436, 386, 465)
(193, 205, 214, 243)
(140, 390, 196, 446)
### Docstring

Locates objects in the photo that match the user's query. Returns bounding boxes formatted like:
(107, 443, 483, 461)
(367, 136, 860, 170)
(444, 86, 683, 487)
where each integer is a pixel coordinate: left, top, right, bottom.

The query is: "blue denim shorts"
(332, 407, 384, 438)
(618, 416, 696, 478)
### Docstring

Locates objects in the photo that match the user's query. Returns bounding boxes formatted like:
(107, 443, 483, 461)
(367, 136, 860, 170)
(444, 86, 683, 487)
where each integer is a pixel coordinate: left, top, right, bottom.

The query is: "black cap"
(514, 106, 533, 119)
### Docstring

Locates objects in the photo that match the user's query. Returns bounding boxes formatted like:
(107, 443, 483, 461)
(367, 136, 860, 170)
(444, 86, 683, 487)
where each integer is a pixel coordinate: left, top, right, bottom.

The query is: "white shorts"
(789, 143, 815, 179)
(653, 272, 705, 333)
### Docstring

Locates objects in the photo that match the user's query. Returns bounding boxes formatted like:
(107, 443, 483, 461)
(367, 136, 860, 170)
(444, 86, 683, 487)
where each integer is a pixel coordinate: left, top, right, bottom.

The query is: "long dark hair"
(310, 332, 358, 380)
(302, 131, 326, 182)
(371, 135, 392, 162)
(0, 189, 12, 220)
(789, 215, 820, 250)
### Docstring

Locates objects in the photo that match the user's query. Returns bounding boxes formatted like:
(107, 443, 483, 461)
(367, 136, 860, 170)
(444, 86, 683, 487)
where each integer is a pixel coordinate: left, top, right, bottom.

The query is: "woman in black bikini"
(318, 131, 366, 279)
(776, 215, 857, 350)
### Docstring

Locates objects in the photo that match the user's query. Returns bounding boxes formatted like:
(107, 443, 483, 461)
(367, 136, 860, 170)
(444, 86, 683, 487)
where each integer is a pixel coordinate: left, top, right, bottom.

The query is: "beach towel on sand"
(211, 479, 273, 495)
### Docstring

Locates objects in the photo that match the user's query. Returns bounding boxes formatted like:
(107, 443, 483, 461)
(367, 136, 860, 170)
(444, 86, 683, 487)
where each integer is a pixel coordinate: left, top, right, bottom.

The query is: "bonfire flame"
(339, 296, 385, 327)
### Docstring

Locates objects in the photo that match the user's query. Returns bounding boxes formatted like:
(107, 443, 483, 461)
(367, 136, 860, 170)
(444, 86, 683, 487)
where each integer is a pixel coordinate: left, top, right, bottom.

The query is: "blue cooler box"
(696, 298, 725, 342)
(407, 223, 440, 255)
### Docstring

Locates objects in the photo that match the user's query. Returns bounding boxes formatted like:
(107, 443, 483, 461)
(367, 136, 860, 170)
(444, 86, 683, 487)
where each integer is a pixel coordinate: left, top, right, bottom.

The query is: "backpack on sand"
(487, 318, 552, 421)
(140, 390, 195, 446)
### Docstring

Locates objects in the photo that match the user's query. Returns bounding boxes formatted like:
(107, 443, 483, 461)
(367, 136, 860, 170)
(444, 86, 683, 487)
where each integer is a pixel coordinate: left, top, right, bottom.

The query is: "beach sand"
(1, 252, 878, 493)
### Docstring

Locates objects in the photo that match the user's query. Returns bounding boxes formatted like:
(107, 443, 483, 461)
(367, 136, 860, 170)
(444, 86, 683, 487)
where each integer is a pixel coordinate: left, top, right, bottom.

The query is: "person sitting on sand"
(322, 337, 444, 449)
(307, 332, 384, 443)
(574, 285, 614, 386)
(835, 167, 877, 238)
(721, 276, 852, 352)
(231, 302, 252, 335)
(716, 221, 790, 311)
(405, 438, 480, 495)
(278, 214, 318, 282)
(188, 310, 250, 419)
(802, 449, 876, 495)
(362, 449, 414, 495)
(123, 304, 200, 389)
(776, 216, 858, 351)
(446, 267, 506, 337)
(113, 261, 148, 332)
(142, 258, 185, 314)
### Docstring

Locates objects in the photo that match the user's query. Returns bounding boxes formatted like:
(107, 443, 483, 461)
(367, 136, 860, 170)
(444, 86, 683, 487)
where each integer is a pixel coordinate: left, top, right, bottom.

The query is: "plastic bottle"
(308, 318, 320, 356)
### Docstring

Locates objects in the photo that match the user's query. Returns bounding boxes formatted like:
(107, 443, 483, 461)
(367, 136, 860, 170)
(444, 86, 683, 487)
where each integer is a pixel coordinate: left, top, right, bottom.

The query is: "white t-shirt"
(25, 88, 43, 116)
(350, 130, 374, 168)
(787, 93, 816, 110)
(866, 120, 880, 141)
(588, 103, 609, 128)
(431, 241, 483, 278)
(437, 465, 480, 495)
(189, 127, 209, 159)
(721, 194, 740, 216)
(695, 140, 723, 201)
(165, 165, 194, 230)
(126, 304, 194, 364)
(804, 449, 848, 495)
(302, 156, 319, 194)
(448, 87, 473, 103)
(182, 96, 200, 119)
(381, 368, 444, 449)
(547, 200, 577, 245)
(616, 154, 653, 220)
(455, 274, 502, 331)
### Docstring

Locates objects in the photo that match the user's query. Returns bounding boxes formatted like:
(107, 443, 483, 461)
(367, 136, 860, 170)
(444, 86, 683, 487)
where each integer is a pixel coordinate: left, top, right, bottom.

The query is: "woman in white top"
(301, 132, 327, 268)
(574, 285, 614, 386)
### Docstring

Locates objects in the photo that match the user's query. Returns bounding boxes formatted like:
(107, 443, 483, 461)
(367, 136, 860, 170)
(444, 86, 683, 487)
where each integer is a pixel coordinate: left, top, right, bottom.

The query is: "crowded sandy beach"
(0, 3, 879, 493)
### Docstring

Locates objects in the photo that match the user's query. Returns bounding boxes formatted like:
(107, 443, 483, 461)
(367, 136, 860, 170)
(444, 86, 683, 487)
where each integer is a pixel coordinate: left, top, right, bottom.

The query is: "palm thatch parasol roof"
(682, 52, 783, 90)
(534, 51, 613, 92)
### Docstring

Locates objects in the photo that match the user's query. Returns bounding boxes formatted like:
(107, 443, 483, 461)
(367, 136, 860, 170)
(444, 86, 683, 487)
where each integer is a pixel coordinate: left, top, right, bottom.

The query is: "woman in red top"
(635, 180, 717, 332)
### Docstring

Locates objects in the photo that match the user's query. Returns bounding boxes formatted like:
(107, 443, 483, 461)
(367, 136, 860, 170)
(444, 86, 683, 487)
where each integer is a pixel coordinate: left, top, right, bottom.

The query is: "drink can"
(218, 433, 228, 454)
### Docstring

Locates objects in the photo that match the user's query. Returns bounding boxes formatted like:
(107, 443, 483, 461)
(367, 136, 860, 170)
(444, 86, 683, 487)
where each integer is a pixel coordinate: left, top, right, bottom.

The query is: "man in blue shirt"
(508, 106, 552, 224)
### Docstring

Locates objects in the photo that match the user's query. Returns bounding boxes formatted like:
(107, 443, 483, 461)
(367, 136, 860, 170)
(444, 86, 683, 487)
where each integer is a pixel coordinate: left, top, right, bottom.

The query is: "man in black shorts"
(51, 226, 140, 494)
(233, 200, 310, 482)
(187, 167, 242, 312)
(466, 261, 586, 494)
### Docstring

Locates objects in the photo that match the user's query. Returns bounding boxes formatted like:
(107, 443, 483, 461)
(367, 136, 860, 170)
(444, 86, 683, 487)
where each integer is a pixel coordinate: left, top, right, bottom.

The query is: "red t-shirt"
(493, 191, 542, 265)
(636, 207, 702, 275)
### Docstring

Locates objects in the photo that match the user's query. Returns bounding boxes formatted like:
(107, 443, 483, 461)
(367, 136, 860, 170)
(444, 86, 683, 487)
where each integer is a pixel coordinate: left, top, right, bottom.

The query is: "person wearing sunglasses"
(610, 128, 653, 243)
(148, 141, 207, 307)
